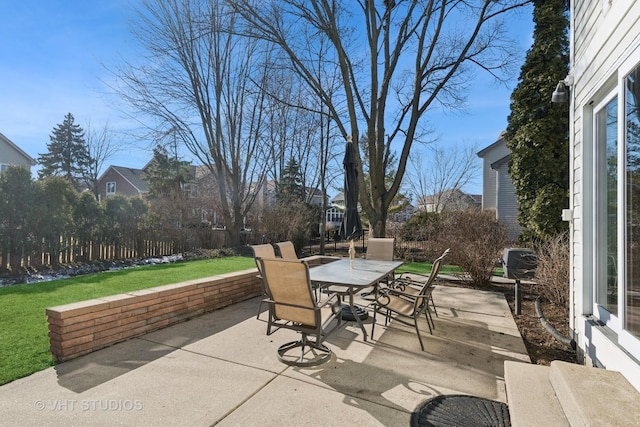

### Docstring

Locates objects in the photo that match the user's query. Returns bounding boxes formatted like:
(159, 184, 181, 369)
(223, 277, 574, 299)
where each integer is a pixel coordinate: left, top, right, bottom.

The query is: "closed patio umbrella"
(339, 137, 363, 243)
(338, 136, 366, 320)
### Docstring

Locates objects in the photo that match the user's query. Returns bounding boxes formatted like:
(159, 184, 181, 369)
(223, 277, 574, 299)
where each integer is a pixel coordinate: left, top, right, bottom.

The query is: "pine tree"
(38, 113, 92, 188)
(145, 145, 193, 200)
(277, 158, 306, 205)
(505, 0, 570, 242)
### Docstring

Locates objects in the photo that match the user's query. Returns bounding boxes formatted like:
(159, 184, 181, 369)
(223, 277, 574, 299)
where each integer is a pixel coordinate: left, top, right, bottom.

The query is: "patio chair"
(360, 237, 396, 295)
(387, 248, 450, 318)
(257, 257, 342, 366)
(366, 237, 395, 261)
(250, 244, 277, 328)
(371, 248, 449, 351)
(275, 241, 298, 259)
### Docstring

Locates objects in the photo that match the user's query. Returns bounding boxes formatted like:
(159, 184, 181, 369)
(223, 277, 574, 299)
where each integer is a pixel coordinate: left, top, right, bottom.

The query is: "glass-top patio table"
(309, 258, 403, 341)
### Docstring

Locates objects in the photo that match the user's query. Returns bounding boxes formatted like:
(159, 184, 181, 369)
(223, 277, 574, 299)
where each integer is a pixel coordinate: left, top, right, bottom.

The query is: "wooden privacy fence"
(40, 237, 176, 265)
(2, 229, 230, 271)
(1, 237, 175, 271)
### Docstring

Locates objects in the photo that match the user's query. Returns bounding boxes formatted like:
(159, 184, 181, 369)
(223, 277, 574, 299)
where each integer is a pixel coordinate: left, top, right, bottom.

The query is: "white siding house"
(477, 136, 521, 242)
(569, 0, 640, 391)
(0, 132, 36, 172)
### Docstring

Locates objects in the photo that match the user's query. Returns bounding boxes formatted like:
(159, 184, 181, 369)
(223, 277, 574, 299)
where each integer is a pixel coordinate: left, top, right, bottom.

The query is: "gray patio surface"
(0, 283, 530, 426)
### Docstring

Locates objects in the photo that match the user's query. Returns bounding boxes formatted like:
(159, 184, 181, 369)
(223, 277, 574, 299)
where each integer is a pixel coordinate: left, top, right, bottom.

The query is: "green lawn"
(0, 255, 467, 386)
(0, 256, 254, 386)
(398, 262, 462, 275)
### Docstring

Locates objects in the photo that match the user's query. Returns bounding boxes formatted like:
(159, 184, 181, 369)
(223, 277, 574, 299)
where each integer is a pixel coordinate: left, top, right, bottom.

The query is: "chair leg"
(371, 304, 377, 340)
(424, 309, 434, 333)
(429, 294, 438, 317)
(256, 298, 264, 320)
(414, 320, 425, 351)
(266, 305, 276, 335)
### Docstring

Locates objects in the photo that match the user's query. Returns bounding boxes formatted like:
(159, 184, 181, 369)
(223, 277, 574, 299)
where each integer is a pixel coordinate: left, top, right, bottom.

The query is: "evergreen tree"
(0, 166, 37, 272)
(144, 145, 193, 200)
(505, 0, 570, 242)
(277, 158, 306, 205)
(32, 177, 79, 264)
(38, 113, 92, 189)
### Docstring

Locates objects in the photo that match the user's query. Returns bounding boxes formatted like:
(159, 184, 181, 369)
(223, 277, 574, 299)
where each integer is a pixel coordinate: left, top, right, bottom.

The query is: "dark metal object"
(340, 304, 369, 321)
(502, 248, 536, 279)
(515, 279, 521, 315)
(411, 394, 511, 427)
(277, 338, 332, 367)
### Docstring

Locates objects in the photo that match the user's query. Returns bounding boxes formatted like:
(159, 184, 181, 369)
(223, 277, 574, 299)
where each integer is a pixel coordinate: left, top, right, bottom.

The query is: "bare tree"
(84, 121, 121, 199)
(256, 43, 344, 252)
(113, 0, 273, 245)
(410, 144, 480, 212)
(231, 0, 527, 237)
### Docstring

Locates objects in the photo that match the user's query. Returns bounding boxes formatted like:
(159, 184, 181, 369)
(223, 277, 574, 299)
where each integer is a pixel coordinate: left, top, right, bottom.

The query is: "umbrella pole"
(349, 239, 355, 268)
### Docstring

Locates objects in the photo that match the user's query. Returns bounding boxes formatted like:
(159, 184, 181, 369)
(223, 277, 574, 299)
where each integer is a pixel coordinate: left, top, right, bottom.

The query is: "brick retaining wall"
(46, 255, 336, 363)
(46, 269, 261, 362)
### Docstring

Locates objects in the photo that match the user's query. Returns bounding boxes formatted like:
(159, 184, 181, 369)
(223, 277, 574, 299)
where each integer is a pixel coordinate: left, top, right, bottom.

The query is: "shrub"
(257, 202, 319, 254)
(438, 210, 509, 287)
(532, 232, 570, 309)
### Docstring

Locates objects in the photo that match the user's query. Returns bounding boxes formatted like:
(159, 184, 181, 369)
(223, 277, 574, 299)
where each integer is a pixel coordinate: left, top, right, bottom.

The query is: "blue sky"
(0, 1, 533, 196)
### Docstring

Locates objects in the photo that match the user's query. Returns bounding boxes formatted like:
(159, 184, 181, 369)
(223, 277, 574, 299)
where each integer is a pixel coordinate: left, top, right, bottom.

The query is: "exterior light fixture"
(552, 81, 569, 103)
(551, 75, 574, 103)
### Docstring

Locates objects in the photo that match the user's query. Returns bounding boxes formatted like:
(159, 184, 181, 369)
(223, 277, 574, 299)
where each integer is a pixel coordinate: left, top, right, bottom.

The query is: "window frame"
(593, 91, 622, 332)
(590, 54, 640, 355)
(106, 181, 116, 196)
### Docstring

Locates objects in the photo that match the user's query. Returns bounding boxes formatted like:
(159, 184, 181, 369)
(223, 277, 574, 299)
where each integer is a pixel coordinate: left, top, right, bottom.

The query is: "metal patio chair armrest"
(387, 275, 424, 291)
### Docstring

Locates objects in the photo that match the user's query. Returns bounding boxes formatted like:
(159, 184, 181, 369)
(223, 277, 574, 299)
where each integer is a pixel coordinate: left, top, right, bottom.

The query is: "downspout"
(535, 296, 576, 349)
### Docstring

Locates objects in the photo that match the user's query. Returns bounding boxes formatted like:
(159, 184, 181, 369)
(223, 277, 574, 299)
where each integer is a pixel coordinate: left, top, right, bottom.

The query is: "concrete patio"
(0, 283, 530, 426)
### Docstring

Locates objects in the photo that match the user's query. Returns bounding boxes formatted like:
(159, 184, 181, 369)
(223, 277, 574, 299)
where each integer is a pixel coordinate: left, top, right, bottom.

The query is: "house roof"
(98, 165, 149, 193)
(476, 132, 507, 157)
(491, 154, 511, 170)
(0, 131, 36, 165)
(419, 189, 482, 205)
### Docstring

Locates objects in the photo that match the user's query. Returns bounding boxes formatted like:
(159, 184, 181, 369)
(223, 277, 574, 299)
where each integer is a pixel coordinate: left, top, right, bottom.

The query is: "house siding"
(478, 137, 520, 241)
(0, 132, 36, 169)
(571, 0, 640, 391)
(494, 160, 520, 242)
(97, 167, 145, 200)
(478, 139, 509, 211)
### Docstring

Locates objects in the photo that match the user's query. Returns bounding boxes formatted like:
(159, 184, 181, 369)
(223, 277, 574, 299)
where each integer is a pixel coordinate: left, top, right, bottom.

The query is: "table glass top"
(309, 258, 403, 287)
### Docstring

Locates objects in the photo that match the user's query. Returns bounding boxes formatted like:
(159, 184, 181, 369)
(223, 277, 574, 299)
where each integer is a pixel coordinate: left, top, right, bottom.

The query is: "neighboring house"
(96, 165, 149, 201)
(325, 205, 343, 232)
(0, 132, 36, 172)
(389, 203, 418, 223)
(568, 1, 640, 390)
(253, 180, 277, 211)
(331, 192, 345, 210)
(306, 187, 325, 208)
(477, 135, 521, 241)
(254, 180, 328, 210)
(417, 189, 481, 213)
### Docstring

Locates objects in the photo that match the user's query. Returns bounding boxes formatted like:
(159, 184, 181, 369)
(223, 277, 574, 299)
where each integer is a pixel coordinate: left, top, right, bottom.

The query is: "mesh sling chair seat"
(371, 248, 450, 351)
(275, 241, 298, 259)
(258, 257, 342, 366)
(366, 238, 395, 261)
(276, 240, 330, 300)
(359, 237, 396, 300)
(386, 248, 450, 319)
(250, 244, 277, 333)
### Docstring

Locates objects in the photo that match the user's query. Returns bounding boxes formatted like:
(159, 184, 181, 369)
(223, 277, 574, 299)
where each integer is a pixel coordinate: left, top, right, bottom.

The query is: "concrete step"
(504, 361, 569, 427)
(505, 360, 640, 426)
(550, 360, 640, 426)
